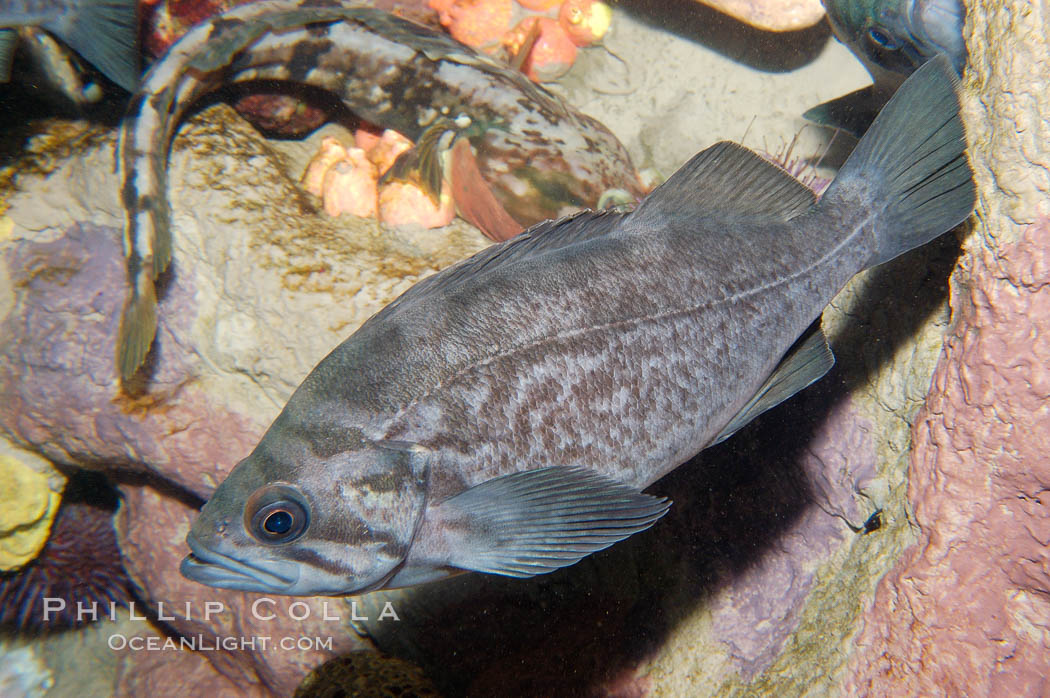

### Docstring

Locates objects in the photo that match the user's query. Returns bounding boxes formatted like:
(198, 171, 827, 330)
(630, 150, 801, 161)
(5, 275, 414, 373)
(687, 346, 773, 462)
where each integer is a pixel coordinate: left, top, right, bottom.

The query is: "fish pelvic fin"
(433, 466, 670, 578)
(116, 271, 157, 384)
(819, 54, 975, 269)
(49, 0, 139, 92)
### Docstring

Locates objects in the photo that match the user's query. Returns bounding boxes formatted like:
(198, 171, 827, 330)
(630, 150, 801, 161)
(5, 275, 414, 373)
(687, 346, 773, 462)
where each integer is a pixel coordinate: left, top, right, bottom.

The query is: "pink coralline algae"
(844, 220, 1050, 696)
(0, 222, 364, 694)
(0, 223, 254, 499)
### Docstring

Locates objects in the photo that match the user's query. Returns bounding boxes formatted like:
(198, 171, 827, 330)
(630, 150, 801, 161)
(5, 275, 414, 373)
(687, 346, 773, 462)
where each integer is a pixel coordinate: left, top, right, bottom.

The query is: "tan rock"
(699, 0, 824, 32)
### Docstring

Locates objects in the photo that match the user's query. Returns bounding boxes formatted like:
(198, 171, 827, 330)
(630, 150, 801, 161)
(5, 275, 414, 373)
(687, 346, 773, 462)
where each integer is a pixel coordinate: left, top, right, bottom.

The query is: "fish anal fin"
(434, 466, 670, 578)
(631, 141, 817, 227)
(710, 323, 834, 446)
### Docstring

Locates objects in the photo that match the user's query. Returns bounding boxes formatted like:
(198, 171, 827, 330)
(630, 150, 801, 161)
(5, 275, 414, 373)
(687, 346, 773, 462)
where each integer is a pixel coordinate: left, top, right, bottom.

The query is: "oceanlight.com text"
(107, 634, 335, 652)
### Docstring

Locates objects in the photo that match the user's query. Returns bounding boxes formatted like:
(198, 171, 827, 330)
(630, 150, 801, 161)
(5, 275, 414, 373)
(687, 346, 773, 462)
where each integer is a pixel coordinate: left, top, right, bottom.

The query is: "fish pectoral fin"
(710, 323, 835, 446)
(449, 138, 523, 242)
(50, 0, 139, 92)
(802, 86, 884, 139)
(381, 122, 458, 203)
(436, 466, 670, 578)
(0, 29, 15, 82)
(629, 140, 817, 227)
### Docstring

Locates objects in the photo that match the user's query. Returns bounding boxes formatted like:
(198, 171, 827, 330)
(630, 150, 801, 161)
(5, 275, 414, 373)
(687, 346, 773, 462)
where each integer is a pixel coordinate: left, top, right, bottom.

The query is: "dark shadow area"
(352, 226, 965, 697)
(618, 0, 834, 72)
(0, 76, 127, 165)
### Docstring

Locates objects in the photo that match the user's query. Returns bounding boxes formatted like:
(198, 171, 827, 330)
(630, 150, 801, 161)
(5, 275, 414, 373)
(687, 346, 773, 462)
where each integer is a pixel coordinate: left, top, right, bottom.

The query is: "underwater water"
(3, 0, 1045, 696)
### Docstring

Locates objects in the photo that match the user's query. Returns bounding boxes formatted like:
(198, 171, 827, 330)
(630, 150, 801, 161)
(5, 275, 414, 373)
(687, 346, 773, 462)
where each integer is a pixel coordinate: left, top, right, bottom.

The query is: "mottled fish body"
(116, 1, 645, 384)
(0, 0, 137, 91)
(807, 0, 965, 135)
(180, 56, 975, 597)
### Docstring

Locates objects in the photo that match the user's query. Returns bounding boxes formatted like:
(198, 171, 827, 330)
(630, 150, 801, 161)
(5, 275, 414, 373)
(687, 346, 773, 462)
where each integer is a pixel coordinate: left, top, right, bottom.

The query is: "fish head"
(181, 432, 429, 596)
(824, 0, 965, 76)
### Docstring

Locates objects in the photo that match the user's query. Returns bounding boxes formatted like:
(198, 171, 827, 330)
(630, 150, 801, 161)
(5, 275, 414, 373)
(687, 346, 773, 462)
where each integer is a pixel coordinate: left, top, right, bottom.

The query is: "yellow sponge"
(0, 450, 63, 571)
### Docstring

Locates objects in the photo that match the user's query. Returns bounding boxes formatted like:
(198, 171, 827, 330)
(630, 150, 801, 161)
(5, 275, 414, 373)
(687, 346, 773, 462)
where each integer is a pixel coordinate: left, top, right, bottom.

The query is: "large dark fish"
(806, 0, 966, 136)
(115, 1, 645, 384)
(180, 56, 974, 596)
(0, 0, 138, 92)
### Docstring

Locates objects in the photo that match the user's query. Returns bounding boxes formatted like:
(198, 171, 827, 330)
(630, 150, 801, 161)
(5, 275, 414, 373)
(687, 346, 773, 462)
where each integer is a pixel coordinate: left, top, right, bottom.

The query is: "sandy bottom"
(554, 0, 870, 184)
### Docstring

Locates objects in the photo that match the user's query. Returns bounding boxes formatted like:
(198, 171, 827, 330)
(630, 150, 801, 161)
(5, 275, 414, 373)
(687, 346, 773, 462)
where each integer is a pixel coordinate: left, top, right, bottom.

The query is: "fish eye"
(867, 27, 899, 50)
(245, 485, 310, 544)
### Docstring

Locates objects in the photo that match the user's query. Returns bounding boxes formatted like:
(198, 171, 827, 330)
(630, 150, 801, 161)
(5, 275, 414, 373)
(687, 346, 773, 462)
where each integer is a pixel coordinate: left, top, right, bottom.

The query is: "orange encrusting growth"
(302, 130, 457, 229)
(503, 16, 577, 81)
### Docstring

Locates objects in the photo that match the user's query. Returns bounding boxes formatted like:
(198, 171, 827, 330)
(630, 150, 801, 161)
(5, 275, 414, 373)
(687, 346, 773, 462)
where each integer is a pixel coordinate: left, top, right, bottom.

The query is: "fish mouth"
(180, 534, 300, 593)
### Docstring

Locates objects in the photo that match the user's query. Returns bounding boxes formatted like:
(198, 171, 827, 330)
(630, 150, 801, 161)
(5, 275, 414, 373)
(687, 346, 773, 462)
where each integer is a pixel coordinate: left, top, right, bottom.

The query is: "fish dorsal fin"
(710, 323, 835, 446)
(631, 141, 817, 226)
(366, 209, 626, 324)
(433, 466, 670, 577)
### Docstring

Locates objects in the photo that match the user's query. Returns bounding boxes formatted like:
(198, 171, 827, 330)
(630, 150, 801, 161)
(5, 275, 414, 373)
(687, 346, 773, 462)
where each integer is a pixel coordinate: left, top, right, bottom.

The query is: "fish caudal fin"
(0, 29, 15, 83)
(50, 0, 139, 92)
(820, 54, 975, 269)
(434, 466, 670, 578)
(116, 273, 157, 383)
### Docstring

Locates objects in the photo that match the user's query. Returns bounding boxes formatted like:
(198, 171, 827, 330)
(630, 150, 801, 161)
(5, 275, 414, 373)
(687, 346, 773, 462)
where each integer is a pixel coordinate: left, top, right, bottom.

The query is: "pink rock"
(844, 221, 1050, 696)
(0, 223, 249, 499)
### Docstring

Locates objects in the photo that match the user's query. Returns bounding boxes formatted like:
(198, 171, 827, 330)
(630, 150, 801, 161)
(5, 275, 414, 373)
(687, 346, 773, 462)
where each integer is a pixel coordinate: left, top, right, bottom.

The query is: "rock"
(293, 651, 443, 697)
(696, 0, 824, 32)
(0, 107, 489, 496)
(843, 1, 1050, 693)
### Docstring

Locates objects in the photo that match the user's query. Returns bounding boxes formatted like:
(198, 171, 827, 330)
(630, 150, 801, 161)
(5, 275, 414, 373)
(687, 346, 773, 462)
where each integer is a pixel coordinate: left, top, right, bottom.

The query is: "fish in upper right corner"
(805, 0, 966, 137)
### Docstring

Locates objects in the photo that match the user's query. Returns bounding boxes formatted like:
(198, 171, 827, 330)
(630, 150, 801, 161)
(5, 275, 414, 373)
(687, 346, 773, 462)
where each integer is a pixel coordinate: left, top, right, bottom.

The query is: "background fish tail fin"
(0, 29, 15, 83)
(52, 0, 139, 92)
(821, 54, 975, 269)
(116, 274, 157, 384)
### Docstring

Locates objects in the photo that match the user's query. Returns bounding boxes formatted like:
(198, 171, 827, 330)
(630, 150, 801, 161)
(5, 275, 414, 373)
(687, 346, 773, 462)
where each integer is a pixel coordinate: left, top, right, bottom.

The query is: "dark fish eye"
(867, 27, 899, 50)
(264, 509, 293, 534)
(248, 496, 309, 544)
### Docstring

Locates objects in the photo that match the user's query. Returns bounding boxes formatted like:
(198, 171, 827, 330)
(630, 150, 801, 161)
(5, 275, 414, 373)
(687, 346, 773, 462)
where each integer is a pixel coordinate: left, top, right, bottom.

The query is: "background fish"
(115, 1, 645, 386)
(180, 56, 974, 597)
(0, 0, 138, 92)
(805, 0, 965, 136)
